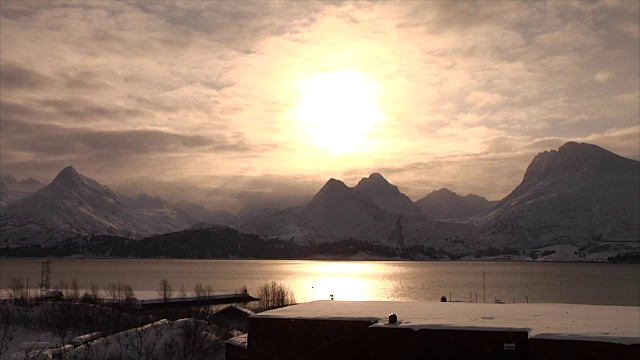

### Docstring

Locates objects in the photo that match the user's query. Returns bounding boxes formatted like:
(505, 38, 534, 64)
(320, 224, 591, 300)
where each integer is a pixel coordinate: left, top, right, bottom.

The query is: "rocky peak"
(50, 166, 83, 188)
(522, 142, 637, 187)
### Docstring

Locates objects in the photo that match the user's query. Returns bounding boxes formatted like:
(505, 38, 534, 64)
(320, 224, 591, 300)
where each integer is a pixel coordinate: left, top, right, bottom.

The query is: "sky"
(1, 1, 638, 213)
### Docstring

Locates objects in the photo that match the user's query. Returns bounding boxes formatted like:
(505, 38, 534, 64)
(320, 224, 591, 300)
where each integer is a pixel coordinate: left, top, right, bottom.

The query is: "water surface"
(1, 259, 638, 306)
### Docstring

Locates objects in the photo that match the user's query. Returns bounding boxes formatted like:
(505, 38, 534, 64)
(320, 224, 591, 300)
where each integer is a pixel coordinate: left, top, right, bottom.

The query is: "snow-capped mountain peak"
(0, 166, 197, 246)
(480, 141, 640, 247)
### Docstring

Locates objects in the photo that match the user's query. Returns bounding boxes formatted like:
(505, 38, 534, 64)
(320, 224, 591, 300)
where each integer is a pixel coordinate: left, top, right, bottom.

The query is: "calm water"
(1, 259, 638, 306)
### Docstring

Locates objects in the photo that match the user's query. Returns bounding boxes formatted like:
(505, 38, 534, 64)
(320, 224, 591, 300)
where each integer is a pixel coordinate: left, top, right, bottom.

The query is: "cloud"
(0, 1, 638, 212)
(1, 117, 257, 156)
(115, 173, 322, 213)
(0, 62, 52, 90)
(465, 91, 507, 109)
(594, 71, 614, 82)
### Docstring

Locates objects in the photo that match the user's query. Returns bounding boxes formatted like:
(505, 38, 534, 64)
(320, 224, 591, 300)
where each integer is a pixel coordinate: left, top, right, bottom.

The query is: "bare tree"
(90, 282, 100, 301)
(158, 279, 172, 302)
(56, 279, 69, 297)
(193, 283, 214, 298)
(8, 278, 25, 300)
(105, 283, 118, 301)
(102, 282, 136, 303)
(205, 284, 214, 297)
(70, 278, 80, 300)
(123, 284, 135, 302)
(193, 283, 205, 297)
(257, 281, 296, 312)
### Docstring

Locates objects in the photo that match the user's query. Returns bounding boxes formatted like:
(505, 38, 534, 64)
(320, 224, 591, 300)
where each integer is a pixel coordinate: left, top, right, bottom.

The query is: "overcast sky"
(1, 1, 638, 212)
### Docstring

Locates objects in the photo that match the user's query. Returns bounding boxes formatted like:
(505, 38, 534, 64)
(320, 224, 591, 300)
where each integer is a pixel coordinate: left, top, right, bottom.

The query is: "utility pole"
(483, 270, 486, 303)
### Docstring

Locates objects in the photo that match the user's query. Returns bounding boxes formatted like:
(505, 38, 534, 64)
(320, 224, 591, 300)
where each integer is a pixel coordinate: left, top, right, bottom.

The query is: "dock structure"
(136, 292, 258, 310)
(233, 301, 640, 360)
(98, 292, 258, 310)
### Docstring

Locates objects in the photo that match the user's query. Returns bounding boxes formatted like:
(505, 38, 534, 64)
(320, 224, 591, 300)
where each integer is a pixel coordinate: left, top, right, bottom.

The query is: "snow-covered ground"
(1, 327, 66, 360)
(2, 318, 226, 360)
(533, 243, 638, 262)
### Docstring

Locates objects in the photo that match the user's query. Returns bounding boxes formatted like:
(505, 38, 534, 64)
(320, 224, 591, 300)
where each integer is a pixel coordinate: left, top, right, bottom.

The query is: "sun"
(293, 70, 384, 154)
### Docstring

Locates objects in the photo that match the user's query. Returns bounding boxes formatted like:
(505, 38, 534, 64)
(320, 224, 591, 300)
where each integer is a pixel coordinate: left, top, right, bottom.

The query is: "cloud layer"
(1, 1, 638, 211)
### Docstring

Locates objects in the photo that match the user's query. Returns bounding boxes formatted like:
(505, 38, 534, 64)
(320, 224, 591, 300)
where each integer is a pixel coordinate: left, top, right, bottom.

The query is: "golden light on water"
(293, 70, 384, 155)
(302, 262, 380, 301)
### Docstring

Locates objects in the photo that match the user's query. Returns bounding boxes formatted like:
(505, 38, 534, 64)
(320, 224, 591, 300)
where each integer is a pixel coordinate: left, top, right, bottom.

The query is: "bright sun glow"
(294, 70, 384, 154)
(305, 262, 378, 301)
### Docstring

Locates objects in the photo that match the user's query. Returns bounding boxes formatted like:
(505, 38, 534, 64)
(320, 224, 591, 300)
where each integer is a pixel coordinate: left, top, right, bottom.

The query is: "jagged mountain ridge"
(0, 174, 44, 205)
(294, 178, 406, 246)
(479, 142, 640, 247)
(117, 193, 199, 233)
(415, 188, 496, 220)
(353, 173, 422, 215)
(0, 166, 196, 246)
(2, 141, 637, 254)
(174, 200, 236, 225)
(236, 175, 468, 248)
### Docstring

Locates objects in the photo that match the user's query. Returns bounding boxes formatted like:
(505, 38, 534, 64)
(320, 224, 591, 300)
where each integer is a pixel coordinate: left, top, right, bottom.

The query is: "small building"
(213, 304, 254, 332)
(237, 301, 640, 360)
(43, 290, 64, 301)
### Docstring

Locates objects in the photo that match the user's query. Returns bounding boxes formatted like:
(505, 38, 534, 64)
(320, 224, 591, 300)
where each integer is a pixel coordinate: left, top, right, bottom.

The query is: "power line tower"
(39, 258, 52, 297)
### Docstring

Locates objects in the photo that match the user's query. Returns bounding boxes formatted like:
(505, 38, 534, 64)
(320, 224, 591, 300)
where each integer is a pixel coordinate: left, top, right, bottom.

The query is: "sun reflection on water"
(300, 262, 382, 301)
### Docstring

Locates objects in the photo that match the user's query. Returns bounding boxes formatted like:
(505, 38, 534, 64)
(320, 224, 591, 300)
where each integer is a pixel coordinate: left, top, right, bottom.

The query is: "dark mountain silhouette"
(415, 188, 496, 220)
(353, 173, 421, 214)
(295, 178, 405, 246)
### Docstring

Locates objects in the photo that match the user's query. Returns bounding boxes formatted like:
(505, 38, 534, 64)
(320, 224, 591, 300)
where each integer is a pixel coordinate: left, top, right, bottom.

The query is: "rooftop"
(253, 301, 640, 345)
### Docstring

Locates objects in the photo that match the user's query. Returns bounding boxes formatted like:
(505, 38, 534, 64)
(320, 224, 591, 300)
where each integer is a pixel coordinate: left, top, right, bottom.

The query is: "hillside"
(479, 142, 640, 247)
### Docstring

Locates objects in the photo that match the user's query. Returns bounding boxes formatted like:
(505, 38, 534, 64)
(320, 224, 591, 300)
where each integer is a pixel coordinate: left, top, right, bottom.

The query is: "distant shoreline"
(1, 255, 636, 264)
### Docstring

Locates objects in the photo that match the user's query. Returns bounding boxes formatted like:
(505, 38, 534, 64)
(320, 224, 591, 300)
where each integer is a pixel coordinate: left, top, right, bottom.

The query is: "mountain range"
(415, 188, 497, 220)
(0, 175, 43, 206)
(1, 142, 638, 256)
(0, 167, 196, 246)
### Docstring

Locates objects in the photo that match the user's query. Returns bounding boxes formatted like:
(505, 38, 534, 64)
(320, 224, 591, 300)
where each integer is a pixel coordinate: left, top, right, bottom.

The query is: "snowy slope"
(0, 167, 193, 246)
(479, 142, 640, 248)
(118, 193, 200, 233)
(0, 182, 8, 207)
